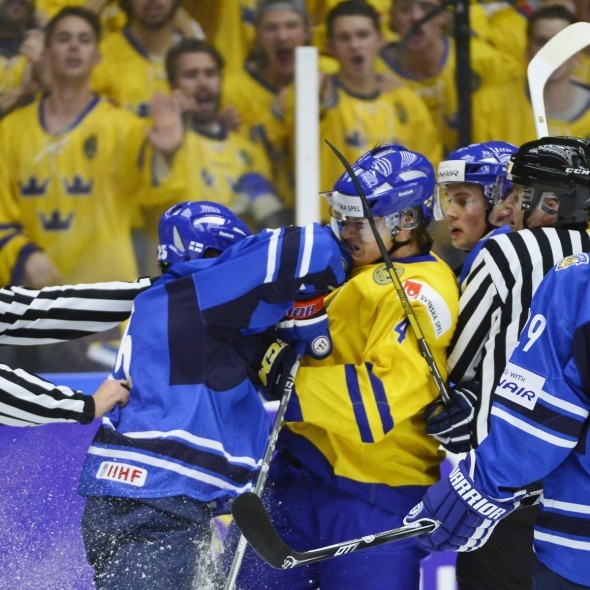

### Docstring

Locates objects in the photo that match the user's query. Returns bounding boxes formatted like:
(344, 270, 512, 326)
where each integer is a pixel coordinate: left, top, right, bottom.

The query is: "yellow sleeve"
(0, 118, 38, 285)
(292, 265, 456, 443)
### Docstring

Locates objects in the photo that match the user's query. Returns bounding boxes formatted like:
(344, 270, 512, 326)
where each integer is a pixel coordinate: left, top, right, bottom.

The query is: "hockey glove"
(424, 382, 479, 454)
(403, 452, 521, 553)
(250, 335, 298, 401)
(277, 286, 332, 360)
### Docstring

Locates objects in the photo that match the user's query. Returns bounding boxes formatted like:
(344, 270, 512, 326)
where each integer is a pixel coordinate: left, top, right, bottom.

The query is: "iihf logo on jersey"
(97, 461, 147, 487)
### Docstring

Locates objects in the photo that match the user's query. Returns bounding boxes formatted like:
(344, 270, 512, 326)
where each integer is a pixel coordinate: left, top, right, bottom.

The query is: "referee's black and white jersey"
(0, 277, 151, 426)
(448, 226, 590, 445)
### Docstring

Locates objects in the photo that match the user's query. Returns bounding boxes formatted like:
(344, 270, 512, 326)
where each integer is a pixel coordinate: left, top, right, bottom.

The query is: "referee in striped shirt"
(426, 136, 590, 590)
(0, 277, 151, 426)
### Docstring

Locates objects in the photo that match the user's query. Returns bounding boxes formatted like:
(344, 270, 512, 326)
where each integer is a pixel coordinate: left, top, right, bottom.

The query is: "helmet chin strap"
(389, 235, 412, 255)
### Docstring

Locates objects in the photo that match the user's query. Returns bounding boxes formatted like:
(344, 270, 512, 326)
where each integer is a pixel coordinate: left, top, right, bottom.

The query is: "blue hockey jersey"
(77, 224, 345, 502)
(473, 252, 590, 586)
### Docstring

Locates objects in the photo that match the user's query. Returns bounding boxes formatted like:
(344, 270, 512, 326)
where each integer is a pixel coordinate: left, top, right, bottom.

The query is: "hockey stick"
(325, 139, 451, 405)
(224, 359, 300, 590)
(231, 488, 542, 569)
(528, 21, 590, 138)
(231, 491, 436, 569)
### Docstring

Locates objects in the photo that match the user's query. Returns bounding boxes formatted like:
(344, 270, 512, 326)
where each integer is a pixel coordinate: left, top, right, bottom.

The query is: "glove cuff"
(451, 453, 520, 520)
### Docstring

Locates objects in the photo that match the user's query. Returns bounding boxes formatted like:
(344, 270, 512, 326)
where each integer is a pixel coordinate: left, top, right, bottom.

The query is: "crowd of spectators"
(0, 0, 589, 374)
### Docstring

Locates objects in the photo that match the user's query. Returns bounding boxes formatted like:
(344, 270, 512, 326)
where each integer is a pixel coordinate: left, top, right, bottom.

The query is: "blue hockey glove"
(277, 288, 332, 360)
(403, 452, 520, 553)
(250, 335, 298, 401)
(424, 383, 479, 454)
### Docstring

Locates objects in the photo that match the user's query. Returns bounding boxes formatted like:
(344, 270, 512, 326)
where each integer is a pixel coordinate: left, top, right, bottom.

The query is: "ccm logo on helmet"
(565, 167, 590, 175)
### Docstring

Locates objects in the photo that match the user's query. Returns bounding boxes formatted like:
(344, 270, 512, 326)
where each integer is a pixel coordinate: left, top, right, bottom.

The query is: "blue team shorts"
(81, 495, 216, 590)
(226, 457, 429, 590)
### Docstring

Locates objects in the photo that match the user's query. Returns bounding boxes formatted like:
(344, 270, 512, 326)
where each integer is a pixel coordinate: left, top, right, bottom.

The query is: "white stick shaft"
(295, 46, 320, 225)
(528, 22, 590, 139)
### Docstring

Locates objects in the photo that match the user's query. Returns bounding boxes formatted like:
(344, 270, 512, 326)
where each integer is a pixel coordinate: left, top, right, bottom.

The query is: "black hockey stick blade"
(231, 491, 436, 569)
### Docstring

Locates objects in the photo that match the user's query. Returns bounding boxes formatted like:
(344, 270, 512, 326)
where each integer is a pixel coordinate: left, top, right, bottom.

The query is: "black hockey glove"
(424, 382, 479, 454)
(250, 335, 298, 401)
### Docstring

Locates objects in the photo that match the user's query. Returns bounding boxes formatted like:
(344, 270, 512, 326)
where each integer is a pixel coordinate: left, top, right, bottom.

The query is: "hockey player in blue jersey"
(425, 141, 517, 455)
(77, 201, 347, 589)
(433, 141, 517, 287)
(405, 252, 590, 589)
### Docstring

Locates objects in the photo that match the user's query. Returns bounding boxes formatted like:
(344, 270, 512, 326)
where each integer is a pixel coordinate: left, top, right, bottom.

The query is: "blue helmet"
(157, 201, 251, 266)
(436, 141, 517, 204)
(327, 144, 435, 234)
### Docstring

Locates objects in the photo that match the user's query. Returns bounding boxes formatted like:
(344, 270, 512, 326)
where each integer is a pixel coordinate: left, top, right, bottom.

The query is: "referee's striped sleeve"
(0, 364, 94, 425)
(0, 277, 151, 345)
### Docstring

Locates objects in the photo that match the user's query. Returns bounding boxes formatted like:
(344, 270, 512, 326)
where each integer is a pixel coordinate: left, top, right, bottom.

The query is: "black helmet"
(507, 136, 590, 227)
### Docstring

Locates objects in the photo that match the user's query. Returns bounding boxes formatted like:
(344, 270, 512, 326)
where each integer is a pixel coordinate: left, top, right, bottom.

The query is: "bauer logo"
(556, 253, 589, 270)
(97, 461, 147, 487)
(494, 362, 544, 410)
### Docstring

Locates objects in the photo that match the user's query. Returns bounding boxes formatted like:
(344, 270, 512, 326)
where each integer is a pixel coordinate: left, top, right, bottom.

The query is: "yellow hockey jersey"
(317, 79, 443, 221)
(92, 29, 171, 117)
(284, 252, 459, 505)
(0, 95, 151, 285)
(147, 125, 278, 228)
(472, 78, 590, 145)
(223, 68, 294, 206)
(376, 36, 521, 155)
(0, 55, 27, 103)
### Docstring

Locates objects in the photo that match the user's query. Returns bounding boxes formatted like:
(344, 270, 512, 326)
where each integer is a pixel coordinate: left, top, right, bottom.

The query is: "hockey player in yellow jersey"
(91, 0, 182, 117)
(473, 5, 590, 146)
(317, 1, 442, 221)
(233, 144, 459, 590)
(0, 7, 183, 288)
(148, 38, 289, 235)
(377, 0, 521, 155)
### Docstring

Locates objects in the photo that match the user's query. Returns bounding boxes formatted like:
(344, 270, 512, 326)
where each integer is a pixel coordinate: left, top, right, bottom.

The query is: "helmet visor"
(434, 183, 489, 221)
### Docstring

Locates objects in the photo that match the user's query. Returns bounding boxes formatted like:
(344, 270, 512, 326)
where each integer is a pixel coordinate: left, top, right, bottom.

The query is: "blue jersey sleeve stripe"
(539, 389, 589, 418)
(496, 397, 585, 439)
(543, 498, 590, 516)
(537, 509, 590, 538)
(263, 229, 281, 284)
(277, 226, 302, 283)
(365, 362, 394, 434)
(345, 364, 374, 443)
(491, 406, 579, 448)
(535, 529, 590, 551)
(296, 223, 314, 278)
